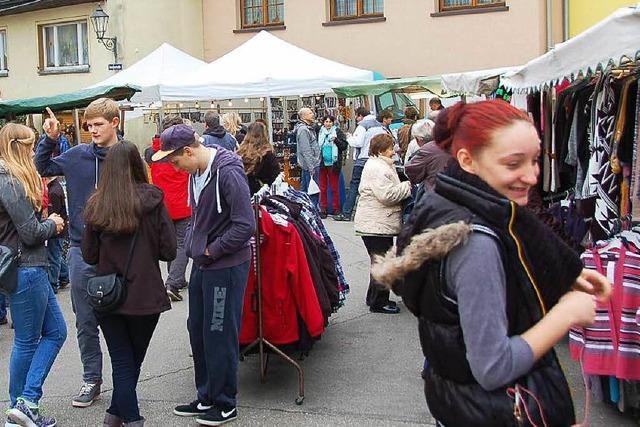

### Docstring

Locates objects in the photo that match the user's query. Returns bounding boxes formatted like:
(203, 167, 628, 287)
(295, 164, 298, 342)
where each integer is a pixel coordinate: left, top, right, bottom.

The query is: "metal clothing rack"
(239, 196, 305, 405)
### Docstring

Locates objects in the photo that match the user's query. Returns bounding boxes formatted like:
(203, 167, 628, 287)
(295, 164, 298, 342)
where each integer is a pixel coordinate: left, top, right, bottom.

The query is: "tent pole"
(158, 102, 165, 135)
(266, 96, 274, 145)
(72, 108, 81, 145)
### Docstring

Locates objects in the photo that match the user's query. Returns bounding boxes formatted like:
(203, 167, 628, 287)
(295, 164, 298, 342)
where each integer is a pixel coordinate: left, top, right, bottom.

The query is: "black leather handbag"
(87, 230, 138, 313)
(0, 245, 18, 295)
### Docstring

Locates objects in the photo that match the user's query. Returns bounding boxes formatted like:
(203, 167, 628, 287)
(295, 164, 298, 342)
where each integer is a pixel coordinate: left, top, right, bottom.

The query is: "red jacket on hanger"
(240, 208, 325, 345)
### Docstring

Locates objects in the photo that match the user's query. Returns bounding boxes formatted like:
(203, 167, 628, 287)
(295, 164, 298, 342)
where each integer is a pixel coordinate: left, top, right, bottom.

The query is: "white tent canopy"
(88, 43, 206, 103)
(502, 6, 640, 92)
(161, 31, 375, 101)
(441, 66, 521, 95)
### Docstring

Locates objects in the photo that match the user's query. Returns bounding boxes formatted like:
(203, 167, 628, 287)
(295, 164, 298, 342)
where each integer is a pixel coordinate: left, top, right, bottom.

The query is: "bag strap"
(122, 228, 139, 282)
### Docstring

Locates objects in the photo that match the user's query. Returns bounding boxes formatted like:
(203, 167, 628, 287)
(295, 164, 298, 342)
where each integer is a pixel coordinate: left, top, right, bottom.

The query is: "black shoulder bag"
(0, 244, 19, 295)
(87, 230, 138, 313)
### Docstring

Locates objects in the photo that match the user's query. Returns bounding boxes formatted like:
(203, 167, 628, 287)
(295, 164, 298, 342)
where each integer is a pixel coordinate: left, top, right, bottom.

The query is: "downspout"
(546, 0, 554, 51)
(563, 0, 569, 41)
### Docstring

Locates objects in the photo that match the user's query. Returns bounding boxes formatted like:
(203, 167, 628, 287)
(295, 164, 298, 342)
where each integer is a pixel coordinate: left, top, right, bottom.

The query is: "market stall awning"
(501, 5, 640, 92)
(161, 31, 375, 100)
(441, 66, 521, 95)
(87, 43, 206, 103)
(0, 85, 140, 118)
(332, 77, 443, 98)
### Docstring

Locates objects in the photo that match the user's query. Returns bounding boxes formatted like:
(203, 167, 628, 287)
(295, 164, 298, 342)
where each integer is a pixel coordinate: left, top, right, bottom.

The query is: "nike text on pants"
(187, 261, 249, 408)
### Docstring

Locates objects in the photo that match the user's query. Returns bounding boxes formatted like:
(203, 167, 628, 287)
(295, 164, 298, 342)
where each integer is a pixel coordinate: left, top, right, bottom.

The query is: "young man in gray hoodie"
(152, 124, 255, 427)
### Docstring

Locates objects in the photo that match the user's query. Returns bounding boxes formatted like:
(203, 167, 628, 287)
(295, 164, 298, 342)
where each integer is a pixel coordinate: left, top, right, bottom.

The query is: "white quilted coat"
(354, 156, 411, 236)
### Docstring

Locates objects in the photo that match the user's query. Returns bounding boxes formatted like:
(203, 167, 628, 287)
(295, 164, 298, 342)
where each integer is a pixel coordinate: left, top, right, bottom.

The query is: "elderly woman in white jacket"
(354, 133, 411, 314)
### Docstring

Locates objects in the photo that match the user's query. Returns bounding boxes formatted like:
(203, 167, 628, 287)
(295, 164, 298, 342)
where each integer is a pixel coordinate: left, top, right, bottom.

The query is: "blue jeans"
(68, 246, 102, 383)
(300, 169, 320, 209)
(9, 267, 67, 406)
(343, 158, 367, 216)
(47, 237, 67, 289)
(188, 262, 249, 408)
(0, 293, 6, 320)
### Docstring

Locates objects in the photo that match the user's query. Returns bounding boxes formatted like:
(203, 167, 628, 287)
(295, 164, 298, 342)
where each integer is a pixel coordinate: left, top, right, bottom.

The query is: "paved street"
(0, 220, 635, 426)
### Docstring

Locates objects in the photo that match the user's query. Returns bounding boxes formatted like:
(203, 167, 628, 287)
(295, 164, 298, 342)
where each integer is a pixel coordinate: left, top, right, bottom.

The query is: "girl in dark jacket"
(82, 141, 177, 427)
(372, 100, 611, 426)
(237, 122, 281, 195)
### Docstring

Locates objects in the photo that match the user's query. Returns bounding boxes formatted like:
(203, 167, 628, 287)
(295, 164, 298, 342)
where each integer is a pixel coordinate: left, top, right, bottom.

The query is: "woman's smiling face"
(458, 120, 540, 206)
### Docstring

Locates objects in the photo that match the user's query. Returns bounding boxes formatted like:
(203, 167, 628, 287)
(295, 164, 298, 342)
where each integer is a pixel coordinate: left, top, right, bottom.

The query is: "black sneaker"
(333, 213, 352, 222)
(370, 304, 401, 314)
(319, 211, 328, 219)
(72, 381, 101, 408)
(173, 400, 213, 417)
(0, 317, 7, 325)
(196, 406, 237, 426)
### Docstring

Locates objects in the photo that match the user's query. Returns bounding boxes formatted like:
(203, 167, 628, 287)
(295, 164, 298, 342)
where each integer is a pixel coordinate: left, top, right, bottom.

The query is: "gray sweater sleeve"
(446, 232, 535, 391)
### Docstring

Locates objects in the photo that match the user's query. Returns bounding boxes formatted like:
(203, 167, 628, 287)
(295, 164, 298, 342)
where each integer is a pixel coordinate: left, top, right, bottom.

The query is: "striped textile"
(569, 243, 640, 380)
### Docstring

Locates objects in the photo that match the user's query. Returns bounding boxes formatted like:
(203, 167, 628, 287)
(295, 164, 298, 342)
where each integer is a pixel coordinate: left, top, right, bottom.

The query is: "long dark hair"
(84, 141, 148, 234)
(236, 122, 272, 174)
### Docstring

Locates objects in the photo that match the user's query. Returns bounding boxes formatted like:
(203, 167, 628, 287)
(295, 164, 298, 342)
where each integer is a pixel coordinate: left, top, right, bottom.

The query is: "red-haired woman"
(375, 100, 611, 426)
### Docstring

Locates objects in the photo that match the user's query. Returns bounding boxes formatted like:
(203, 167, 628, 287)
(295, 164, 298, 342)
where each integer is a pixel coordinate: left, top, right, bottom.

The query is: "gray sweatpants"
(69, 246, 102, 383)
(166, 218, 190, 290)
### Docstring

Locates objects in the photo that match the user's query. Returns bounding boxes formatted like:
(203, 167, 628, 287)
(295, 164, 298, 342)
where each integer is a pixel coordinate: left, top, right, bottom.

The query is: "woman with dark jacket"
(1, 123, 66, 427)
(237, 122, 281, 195)
(372, 100, 611, 426)
(82, 141, 177, 427)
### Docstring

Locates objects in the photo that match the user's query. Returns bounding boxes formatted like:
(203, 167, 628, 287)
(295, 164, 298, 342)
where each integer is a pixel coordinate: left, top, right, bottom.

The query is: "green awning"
(0, 85, 141, 118)
(332, 77, 444, 98)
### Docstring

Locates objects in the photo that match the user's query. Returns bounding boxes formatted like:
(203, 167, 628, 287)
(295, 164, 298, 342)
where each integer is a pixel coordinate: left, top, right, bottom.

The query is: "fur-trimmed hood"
(371, 221, 471, 286)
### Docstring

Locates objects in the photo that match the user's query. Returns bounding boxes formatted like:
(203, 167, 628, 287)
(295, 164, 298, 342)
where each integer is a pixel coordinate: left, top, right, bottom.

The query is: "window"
(241, 0, 284, 28)
(439, 0, 505, 12)
(330, 0, 384, 20)
(0, 30, 6, 73)
(38, 20, 89, 72)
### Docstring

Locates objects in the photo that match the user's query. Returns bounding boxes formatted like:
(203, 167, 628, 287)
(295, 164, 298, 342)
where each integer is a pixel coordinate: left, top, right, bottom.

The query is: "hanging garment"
(281, 188, 350, 304)
(633, 82, 640, 220)
(587, 75, 620, 239)
(240, 209, 325, 346)
(262, 195, 340, 320)
(542, 90, 553, 192)
(567, 81, 598, 200)
(569, 242, 640, 380)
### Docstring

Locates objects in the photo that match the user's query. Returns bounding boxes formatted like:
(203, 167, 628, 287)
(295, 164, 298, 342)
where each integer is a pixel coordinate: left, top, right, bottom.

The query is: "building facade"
(202, 0, 563, 79)
(567, 0, 637, 38)
(0, 0, 204, 100)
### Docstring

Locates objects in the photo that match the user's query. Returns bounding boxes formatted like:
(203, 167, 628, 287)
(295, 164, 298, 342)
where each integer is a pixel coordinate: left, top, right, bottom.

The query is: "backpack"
(322, 141, 338, 167)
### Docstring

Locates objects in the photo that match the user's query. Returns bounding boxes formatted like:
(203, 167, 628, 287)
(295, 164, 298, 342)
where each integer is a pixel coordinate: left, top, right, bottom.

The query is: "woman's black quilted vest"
(397, 171, 577, 427)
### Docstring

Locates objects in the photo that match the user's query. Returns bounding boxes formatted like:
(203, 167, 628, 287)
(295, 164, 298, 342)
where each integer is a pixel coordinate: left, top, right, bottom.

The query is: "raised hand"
(42, 107, 61, 140)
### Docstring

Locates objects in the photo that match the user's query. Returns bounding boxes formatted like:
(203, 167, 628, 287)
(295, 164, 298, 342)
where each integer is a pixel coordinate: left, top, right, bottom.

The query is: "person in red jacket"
(144, 116, 191, 301)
